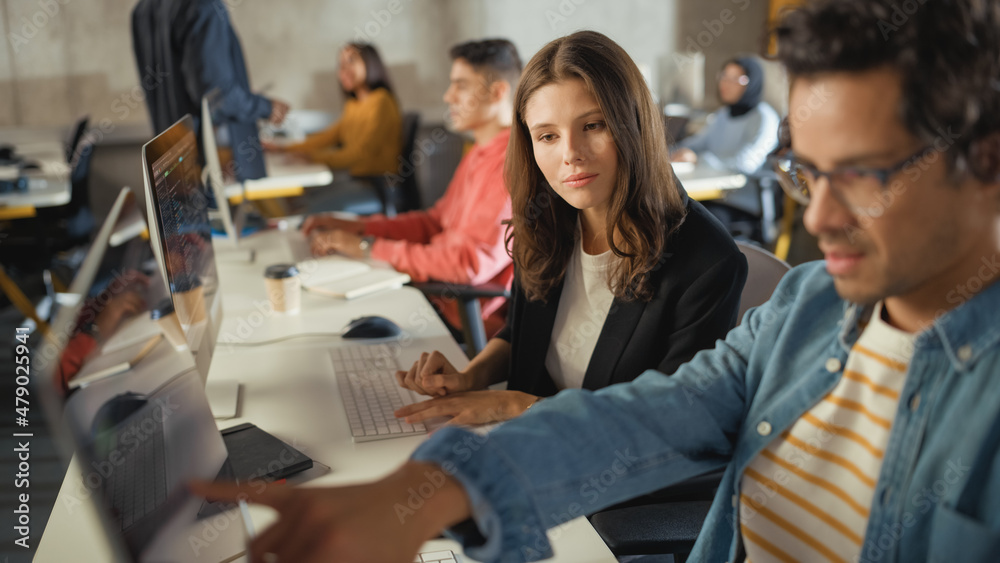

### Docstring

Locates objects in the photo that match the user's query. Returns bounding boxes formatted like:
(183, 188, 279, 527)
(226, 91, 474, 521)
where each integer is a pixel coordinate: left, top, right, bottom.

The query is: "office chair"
(588, 242, 790, 562)
(0, 116, 98, 331)
(384, 126, 510, 358)
(1, 117, 97, 267)
(310, 112, 421, 217)
(411, 277, 512, 358)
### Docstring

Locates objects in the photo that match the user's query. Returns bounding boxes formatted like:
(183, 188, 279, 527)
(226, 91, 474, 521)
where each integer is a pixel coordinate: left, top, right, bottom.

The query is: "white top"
(545, 227, 616, 390)
(740, 301, 917, 563)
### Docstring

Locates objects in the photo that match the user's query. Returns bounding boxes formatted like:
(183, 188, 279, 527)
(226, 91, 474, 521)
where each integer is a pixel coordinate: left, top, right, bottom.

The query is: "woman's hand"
(395, 351, 478, 396)
(394, 390, 540, 426)
(301, 215, 364, 236)
(191, 461, 471, 563)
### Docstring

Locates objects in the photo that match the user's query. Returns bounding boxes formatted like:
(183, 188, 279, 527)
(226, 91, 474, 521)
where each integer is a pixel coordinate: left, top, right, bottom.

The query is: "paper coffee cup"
(150, 299, 187, 350)
(264, 264, 301, 314)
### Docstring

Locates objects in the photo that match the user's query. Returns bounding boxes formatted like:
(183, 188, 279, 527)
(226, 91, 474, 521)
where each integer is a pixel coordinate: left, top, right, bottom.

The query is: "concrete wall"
(1, 0, 773, 223)
(1, 0, 772, 130)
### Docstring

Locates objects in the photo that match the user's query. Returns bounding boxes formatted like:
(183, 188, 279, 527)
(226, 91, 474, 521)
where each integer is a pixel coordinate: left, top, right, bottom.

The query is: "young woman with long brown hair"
(395, 31, 748, 425)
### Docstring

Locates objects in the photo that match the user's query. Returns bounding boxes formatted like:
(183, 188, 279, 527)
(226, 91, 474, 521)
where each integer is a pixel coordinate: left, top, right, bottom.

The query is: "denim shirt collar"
(837, 279, 1000, 372)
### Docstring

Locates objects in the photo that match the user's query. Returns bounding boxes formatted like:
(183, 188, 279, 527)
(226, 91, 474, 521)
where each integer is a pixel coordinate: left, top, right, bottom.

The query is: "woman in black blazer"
(396, 31, 748, 426)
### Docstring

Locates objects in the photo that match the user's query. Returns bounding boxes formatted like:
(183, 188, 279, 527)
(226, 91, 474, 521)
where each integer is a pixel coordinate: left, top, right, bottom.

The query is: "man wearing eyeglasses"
(196, 1, 1000, 561)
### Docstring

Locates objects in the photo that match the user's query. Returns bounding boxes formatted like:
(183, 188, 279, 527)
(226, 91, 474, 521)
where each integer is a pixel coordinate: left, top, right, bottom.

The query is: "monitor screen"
(142, 115, 223, 382)
(36, 188, 243, 562)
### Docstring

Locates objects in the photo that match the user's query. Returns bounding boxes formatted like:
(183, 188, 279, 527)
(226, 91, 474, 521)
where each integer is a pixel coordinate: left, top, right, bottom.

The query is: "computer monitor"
(141, 115, 223, 382)
(201, 96, 252, 255)
(36, 187, 244, 562)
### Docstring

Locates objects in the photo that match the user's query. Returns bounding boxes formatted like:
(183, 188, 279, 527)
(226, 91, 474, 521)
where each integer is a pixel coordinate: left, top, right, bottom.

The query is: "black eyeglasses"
(769, 145, 935, 216)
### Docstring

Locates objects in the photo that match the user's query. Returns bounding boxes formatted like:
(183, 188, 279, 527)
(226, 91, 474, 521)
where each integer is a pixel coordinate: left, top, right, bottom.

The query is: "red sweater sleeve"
(362, 206, 444, 244)
(57, 334, 98, 391)
(366, 133, 512, 285)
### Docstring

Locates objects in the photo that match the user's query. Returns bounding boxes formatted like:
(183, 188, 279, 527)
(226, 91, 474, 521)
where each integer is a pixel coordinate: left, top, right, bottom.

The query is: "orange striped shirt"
(740, 302, 916, 562)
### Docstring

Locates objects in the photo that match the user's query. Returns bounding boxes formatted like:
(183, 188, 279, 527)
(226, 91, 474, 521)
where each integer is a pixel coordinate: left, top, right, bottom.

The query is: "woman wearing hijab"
(671, 56, 780, 175)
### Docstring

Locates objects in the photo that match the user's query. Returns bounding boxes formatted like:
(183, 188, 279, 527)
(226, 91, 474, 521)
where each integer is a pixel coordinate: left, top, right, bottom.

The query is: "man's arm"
(367, 164, 511, 285)
(181, 3, 272, 122)
(410, 314, 757, 562)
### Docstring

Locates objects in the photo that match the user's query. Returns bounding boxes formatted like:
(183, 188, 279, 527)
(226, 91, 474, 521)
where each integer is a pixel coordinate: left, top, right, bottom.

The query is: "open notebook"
(296, 256, 410, 299)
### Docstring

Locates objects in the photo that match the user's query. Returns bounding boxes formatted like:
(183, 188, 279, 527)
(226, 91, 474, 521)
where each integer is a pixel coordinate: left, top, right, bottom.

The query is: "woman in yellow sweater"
(283, 43, 402, 176)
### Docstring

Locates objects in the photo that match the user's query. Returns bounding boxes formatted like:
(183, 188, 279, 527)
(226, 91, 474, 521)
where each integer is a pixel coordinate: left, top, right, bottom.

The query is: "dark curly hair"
(772, 0, 1000, 181)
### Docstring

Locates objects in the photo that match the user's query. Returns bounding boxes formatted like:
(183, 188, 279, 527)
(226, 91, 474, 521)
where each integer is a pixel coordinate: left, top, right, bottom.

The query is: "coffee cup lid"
(265, 263, 299, 279)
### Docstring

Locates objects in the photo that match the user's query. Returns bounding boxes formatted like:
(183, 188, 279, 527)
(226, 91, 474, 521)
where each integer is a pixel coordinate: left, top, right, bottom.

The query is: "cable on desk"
(221, 332, 343, 347)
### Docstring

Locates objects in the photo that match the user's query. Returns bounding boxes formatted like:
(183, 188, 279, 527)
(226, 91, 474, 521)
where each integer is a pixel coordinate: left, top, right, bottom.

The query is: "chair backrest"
(736, 241, 791, 322)
(65, 115, 89, 164)
(398, 112, 421, 211)
(414, 127, 465, 210)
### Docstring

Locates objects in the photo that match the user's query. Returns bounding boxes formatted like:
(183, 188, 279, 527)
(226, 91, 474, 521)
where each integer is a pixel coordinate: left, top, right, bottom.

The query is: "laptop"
(37, 187, 246, 562)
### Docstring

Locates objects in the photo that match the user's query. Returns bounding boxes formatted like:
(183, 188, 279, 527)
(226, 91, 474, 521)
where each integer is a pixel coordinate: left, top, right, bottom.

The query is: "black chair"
(308, 112, 421, 217)
(410, 280, 511, 358)
(700, 170, 782, 246)
(1, 117, 97, 268)
(587, 243, 790, 561)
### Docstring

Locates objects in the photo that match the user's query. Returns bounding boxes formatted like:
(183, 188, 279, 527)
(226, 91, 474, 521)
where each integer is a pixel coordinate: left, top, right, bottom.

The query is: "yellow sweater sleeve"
(286, 118, 343, 154)
(303, 89, 401, 175)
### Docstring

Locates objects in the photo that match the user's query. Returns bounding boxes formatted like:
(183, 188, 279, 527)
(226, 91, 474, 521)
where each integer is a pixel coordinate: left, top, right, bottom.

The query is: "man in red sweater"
(303, 39, 521, 337)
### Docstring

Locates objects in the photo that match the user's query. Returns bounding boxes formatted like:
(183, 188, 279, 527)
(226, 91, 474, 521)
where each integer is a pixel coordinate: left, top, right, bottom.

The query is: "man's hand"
(394, 390, 540, 426)
(670, 147, 698, 164)
(301, 215, 365, 236)
(191, 461, 471, 563)
(309, 229, 365, 258)
(268, 99, 290, 125)
(395, 351, 478, 396)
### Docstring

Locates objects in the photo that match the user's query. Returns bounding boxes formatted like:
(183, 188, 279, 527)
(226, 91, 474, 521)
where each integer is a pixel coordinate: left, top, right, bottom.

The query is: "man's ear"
(969, 131, 1000, 184)
(489, 79, 511, 105)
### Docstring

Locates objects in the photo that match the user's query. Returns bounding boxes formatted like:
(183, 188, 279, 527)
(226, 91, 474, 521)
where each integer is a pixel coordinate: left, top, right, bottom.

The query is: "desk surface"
(223, 153, 333, 200)
(0, 132, 72, 212)
(37, 228, 616, 563)
(675, 160, 747, 200)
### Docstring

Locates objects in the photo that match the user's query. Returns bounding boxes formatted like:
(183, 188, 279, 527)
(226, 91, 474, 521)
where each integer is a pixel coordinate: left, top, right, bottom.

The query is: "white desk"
(223, 153, 333, 202)
(36, 228, 616, 563)
(0, 128, 72, 217)
(674, 160, 747, 201)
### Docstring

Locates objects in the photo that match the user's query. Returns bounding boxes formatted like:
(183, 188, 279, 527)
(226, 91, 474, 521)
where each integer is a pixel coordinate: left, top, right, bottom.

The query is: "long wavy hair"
(504, 30, 687, 303)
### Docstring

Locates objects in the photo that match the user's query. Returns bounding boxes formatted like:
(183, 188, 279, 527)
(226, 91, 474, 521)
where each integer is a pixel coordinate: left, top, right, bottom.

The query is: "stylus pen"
(239, 498, 256, 540)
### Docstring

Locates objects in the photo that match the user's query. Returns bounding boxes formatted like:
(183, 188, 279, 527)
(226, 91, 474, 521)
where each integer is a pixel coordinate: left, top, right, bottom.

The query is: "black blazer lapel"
(509, 279, 563, 397)
(581, 297, 648, 391)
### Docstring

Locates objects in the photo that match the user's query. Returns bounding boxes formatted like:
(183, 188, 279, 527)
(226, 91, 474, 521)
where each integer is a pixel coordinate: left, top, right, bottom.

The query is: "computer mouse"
(90, 392, 149, 438)
(0, 145, 14, 161)
(19, 160, 40, 171)
(341, 315, 402, 339)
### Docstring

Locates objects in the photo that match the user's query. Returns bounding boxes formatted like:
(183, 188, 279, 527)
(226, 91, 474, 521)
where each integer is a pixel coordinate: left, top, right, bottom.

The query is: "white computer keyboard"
(415, 550, 460, 563)
(332, 345, 428, 442)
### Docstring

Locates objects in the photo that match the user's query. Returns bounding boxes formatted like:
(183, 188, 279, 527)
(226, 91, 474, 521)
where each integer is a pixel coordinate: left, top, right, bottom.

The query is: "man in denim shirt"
(198, 0, 1000, 561)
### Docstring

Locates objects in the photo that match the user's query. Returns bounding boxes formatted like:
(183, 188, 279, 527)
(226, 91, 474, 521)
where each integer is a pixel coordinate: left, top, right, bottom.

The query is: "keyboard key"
(332, 346, 430, 442)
